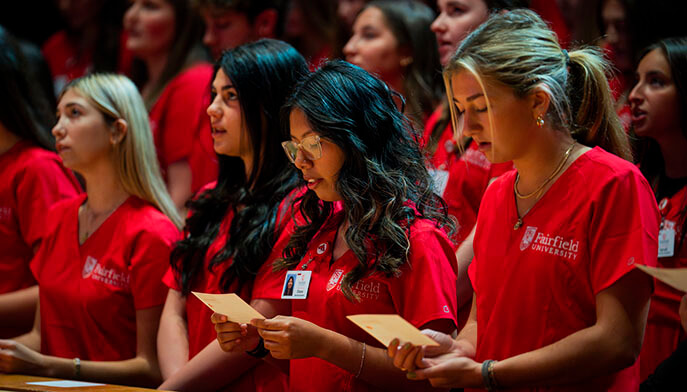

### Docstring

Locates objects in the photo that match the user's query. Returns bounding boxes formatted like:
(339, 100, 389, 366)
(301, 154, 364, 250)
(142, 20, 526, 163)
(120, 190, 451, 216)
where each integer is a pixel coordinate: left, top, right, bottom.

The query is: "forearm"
(0, 286, 38, 331)
(157, 314, 189, 379)
(453, 318, 477, 359)
(318, 329, 440, 391)
(454, 229, 474, 309)
(493, 323, 638, 388)
(159, 340, 258, 392)
(39, 355, 161, 387)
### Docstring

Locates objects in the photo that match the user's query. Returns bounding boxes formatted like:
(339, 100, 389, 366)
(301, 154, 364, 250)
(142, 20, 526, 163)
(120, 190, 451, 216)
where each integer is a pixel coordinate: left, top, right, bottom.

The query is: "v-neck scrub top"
(30, 194, 179, 360)
(469, 147, 659, 391)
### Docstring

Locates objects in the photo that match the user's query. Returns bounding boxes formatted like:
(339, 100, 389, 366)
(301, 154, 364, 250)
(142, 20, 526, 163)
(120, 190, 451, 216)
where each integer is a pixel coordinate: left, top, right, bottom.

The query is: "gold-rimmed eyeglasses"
(281, 135, 322, 164)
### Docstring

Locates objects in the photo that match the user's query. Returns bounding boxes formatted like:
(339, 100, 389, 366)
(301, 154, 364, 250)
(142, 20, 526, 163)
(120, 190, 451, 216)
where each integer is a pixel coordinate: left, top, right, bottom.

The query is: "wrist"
(480, 359, 501, 390)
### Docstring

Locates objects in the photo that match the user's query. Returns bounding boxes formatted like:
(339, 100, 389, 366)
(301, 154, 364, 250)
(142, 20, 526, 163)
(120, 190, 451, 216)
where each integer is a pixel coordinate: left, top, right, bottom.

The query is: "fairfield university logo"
(81, 256, 131, 289)
(520, 226, 580, 261)
(326, 269, 344, 291)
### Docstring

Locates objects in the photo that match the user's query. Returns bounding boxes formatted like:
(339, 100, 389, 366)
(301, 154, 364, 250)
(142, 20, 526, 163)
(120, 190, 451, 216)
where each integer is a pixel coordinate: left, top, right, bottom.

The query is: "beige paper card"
(192, 292, 265, 324)
(347, 314, 439, 347)
(636, 265, 687, 292)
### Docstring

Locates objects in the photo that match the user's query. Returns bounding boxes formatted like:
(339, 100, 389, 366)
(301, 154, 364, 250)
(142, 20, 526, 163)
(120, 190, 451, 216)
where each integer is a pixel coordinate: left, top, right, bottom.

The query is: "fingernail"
(403, 343, 412, 350)
(407, 372, 416, 379)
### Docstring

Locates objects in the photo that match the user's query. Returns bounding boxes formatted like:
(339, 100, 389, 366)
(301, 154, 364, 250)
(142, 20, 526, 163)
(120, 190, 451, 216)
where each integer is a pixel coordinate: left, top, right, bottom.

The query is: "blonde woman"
(0, 74, 181, 387)
(389, 10, 659, 391)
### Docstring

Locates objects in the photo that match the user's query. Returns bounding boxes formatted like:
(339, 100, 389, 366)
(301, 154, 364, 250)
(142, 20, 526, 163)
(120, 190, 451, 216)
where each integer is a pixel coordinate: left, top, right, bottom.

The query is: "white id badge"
(281, 270, 312, 299)
(429, 169, 450, 196)
(658, 228, 676, 258)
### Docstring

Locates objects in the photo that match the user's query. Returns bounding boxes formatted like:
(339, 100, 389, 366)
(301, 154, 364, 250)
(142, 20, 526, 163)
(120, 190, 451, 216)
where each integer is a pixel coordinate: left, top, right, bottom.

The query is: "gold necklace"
(513, 141, 576, 230)
(79, 200, 124, 243)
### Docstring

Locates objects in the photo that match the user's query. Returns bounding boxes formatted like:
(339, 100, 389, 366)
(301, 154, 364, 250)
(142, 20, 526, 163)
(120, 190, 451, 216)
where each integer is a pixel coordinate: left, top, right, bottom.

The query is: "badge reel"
(281, 242, 329, 299)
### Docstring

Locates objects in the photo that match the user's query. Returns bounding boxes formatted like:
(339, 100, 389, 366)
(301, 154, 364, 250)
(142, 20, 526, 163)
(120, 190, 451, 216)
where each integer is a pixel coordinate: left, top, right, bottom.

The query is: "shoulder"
(169, 62, 214, 87)
(41, 31, 69, 53)
(574, 147, 649, 191)
(46, 194, 84, 225)
(122, 197, 180, 244)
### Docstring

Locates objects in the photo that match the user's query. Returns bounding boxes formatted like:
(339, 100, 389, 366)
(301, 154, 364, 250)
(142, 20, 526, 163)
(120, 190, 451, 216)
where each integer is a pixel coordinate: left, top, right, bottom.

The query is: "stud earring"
(400, 57, 413, 67)
(536, 115, 545, 127)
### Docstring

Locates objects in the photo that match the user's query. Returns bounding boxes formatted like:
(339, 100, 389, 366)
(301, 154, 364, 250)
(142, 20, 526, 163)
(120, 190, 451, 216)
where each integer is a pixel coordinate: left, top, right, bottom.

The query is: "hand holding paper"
(347, 314, 439, 347)
(635, 264, 687, 292)
(192, 292, 265, 324)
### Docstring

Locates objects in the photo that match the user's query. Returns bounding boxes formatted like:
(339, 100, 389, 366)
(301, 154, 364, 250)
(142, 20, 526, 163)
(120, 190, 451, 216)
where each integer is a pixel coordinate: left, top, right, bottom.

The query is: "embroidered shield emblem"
(326, 268, 344, 291)
(520, 226, 538, 251)
(82, 256, 98, 278)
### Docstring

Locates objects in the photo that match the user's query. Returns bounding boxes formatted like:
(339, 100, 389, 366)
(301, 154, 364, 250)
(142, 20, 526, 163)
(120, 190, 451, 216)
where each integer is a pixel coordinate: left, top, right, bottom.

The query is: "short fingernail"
(407, 372, 416, 379)
(403, 343, 412, 350)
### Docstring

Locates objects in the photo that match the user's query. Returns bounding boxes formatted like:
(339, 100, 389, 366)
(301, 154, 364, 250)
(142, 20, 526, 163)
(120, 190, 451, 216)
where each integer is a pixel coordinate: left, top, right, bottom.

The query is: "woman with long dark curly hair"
(213, 60, 458, 391)
(157, 39, 308, 392)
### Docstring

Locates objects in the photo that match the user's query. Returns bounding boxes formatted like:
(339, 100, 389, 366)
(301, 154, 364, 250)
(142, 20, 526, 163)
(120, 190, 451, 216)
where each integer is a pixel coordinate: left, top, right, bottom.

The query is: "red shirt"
(42, 31, 132, 95)
(469, 147, 659, 392)
(163, 183, 300, 391)
(290, 207, 458, 392)
(443, 142, 513, 247)
(640, 184, 687, 381)
(422, 106, 459, 172)
(31, 195, 179, 360)
(0, 141, 80, 295)
(149, 63, 218, 193)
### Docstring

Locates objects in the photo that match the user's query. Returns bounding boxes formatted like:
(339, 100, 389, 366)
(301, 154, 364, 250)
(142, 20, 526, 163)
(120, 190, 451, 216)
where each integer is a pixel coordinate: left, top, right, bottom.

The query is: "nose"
(460, 110, 482, 138)
(628, 81, 643, 105)
(203, 27, 216, 48)
(123, 1, 138, 27)
(52, 116, 65, 139)
(343, 36, 357, 59)
(293, 148, 312, 170)
(605, 24, 618, 45)
(206, 96, 222, 120)
(431, 13, 445, 33)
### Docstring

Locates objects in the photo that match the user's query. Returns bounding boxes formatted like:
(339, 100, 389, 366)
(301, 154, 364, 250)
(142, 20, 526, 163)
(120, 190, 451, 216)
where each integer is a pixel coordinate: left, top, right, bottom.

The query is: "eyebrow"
(291, 130, 316, 141)
(452, 93, 484, 105)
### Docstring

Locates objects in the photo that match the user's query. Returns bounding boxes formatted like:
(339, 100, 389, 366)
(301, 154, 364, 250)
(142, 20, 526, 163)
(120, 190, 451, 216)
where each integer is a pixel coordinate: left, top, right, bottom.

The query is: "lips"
(630, 107, 647, 124)
(303, 176, 323, 189)
(55, 143, 69, 153)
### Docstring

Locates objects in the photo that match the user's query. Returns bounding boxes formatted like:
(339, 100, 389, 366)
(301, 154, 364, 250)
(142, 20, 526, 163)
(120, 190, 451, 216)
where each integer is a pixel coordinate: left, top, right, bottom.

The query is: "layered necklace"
(513, 141, 576, 230)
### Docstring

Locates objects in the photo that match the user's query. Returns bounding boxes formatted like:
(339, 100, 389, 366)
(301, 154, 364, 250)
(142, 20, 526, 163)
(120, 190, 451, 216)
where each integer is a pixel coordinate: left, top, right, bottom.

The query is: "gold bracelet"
(73, 357, 81, 378)
(355, 343, 366, 378)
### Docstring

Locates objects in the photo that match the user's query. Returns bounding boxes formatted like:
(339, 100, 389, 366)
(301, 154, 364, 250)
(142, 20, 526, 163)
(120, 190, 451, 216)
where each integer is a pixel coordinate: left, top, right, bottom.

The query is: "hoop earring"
(536, 115, 545, 128)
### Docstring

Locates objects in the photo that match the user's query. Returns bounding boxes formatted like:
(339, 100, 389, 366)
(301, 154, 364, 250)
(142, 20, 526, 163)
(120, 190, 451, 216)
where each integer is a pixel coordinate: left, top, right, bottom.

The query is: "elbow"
(607, 334, 641, 371)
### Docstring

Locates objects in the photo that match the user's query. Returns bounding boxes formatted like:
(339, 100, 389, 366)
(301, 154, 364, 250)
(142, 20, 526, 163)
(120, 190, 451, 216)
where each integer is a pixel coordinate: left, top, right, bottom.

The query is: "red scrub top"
(443, 142, 513, 247)
(0, 141, 80, 295)
(42, 31, 132, 95)
(468, 147, 659, 392)
(30, 194, 179, 360)
(640, 184, 687, 381)
(163, 184, 302, 391)
(148, 63, 218, 193)
(289, 206, 458, 392)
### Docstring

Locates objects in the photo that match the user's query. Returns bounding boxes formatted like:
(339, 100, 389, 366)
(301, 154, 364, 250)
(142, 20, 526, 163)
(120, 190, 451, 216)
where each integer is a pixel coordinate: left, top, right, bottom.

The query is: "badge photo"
(281, 270, 312, 299)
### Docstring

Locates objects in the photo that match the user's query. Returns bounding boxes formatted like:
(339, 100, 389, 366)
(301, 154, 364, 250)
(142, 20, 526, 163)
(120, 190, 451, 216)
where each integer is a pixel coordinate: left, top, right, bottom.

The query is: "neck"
(142, 52, 170, 100)
(81, 158, 130, 213)
(656, 132, 687, 178)
(512, 127, 575, 194)
(0, 125, 21, 156)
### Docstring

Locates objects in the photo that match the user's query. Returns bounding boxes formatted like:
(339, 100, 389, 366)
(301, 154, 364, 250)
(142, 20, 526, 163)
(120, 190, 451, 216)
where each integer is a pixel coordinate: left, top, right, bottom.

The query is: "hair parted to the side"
(444, 9, 632, 161)
(363, 0, 442, 123)
(275, 60, 454, 302)
(62, 73, 182, 229)
(171, 39, 308, 295)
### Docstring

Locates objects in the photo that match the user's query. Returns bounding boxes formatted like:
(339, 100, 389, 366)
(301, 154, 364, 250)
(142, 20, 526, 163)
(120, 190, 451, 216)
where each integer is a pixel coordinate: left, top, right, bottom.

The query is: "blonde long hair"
(444, 9, 632, 161)
(63, 73, 183, 228)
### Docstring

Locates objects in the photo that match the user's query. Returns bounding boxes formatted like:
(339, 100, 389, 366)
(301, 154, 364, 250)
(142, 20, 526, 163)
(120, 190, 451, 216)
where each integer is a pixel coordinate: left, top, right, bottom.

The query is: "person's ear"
(254, 9, 278, 38)
(528, 84, 552, 124)
(110, 119, 128, 145)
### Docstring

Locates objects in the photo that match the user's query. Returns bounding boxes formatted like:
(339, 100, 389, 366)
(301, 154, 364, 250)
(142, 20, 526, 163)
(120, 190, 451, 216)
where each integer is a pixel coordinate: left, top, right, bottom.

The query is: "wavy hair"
(63, 73, 182, 228)
(444, 9, 632, 161)
(171, 39, 307, 295)
(275, 60, 454, 301)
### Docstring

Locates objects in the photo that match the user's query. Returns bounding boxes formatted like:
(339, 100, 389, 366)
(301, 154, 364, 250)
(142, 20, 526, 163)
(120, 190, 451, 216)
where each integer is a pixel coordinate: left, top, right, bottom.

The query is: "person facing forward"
(389, 9, 659, 391)
(157, 39, 308, 392)
(213, 60, 459, 391)
(629, 37, 687, 382)
(0, 74, 181, 387)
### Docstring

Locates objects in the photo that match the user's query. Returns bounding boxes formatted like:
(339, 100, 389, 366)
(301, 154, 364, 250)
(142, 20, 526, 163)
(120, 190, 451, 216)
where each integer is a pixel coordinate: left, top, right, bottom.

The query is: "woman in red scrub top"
(0, 27, 81, 338)
(0, 73, 181, 387)
(629, 37, 687, 382)
(157, 39, 309, 392)
(213, 60, 459, 391)
(389, 10, 659, 391)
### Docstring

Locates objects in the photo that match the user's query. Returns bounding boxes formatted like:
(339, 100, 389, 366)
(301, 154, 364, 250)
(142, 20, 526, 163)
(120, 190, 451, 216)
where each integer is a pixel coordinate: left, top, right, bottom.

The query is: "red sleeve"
(162, 266, 181, 290)
(156, 65, 213, 166)
(388, 224, 458, 329)
(589, 169, 660, 294)
(29, 197, 77, 281)
(17, 157, 80, 247)
(129, 223, 181, 309)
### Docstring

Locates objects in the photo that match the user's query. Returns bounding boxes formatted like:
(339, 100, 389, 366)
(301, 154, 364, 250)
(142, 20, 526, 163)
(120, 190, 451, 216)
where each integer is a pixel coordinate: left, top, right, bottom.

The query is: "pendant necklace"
(513, 141, 576, 230)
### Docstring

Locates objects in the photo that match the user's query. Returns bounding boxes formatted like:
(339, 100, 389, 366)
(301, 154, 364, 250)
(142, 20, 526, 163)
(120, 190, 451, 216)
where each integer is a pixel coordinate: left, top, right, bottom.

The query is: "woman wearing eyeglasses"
(157, 39, 308, 392)
(212, 60, 458, 391)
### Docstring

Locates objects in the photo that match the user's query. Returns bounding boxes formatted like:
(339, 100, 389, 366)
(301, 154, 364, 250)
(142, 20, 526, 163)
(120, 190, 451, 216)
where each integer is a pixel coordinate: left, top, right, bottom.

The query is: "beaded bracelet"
(355, 343, 366, 378)
(245, 337, 270, 358)
(73, 357, 81, 378)
(481, 359, 499, 390)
